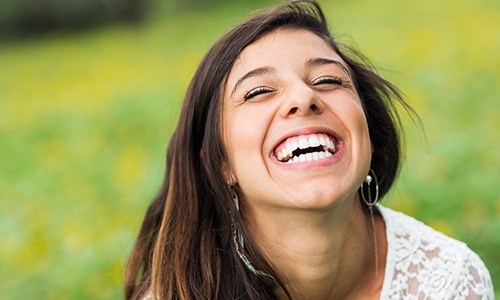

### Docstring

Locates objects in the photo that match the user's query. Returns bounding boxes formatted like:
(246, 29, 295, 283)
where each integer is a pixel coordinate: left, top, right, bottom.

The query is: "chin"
(282, 188, 355, 211)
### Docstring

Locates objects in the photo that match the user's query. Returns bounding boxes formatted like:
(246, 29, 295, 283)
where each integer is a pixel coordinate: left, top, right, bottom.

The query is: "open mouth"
(274, 133, 338, 164)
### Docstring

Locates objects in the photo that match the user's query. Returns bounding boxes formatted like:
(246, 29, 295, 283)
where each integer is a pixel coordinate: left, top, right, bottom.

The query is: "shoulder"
(380, 205, 468, 252)
(378, 205, 494, 300)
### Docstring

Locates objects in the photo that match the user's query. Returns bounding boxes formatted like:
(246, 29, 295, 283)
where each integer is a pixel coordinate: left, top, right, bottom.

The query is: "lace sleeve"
(380, 206, 494, 300)
(450, 250, 494, 300)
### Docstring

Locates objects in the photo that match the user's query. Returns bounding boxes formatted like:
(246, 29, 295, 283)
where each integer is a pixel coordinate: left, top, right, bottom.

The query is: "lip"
(269, 125, 345, 168)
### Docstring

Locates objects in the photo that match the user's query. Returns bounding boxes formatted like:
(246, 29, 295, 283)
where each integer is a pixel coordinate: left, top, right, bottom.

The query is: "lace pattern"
(140, 206, 494, 299)
(379, 206, 494, 299)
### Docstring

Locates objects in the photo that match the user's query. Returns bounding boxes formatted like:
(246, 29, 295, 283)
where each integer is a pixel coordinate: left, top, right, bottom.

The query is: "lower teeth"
(285, 150, 333, 163)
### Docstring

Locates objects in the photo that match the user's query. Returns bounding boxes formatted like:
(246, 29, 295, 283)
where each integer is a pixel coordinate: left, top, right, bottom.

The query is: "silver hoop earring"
(360, 169, 379, 207)
(360, 169, 380, 278)
(229, 187, 274, 279)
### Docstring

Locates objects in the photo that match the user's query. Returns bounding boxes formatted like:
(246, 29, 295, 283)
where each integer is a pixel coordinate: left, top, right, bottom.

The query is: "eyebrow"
(229, 57, 351, 97)
(230, 66, 277, 97)
(305, 57, 351, 76)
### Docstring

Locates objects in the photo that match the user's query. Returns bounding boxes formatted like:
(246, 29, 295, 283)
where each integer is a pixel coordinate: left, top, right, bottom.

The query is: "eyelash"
(243, 76, 350, 101)
(311, 75, 349, 86)
(244, 87, 275, 100)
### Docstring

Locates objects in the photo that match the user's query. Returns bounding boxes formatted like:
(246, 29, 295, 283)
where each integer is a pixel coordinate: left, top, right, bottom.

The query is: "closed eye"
(244, 86, 276, 100)
(311, 76, 347, 86)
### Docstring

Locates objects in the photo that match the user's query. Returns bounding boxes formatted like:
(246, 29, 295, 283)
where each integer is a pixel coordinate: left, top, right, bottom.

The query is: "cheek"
(223, 108, 270, 174)
(353, 106, 372, 168)
(352, 105, 371, 152)
(326, 94, 368, 130)
(328, 95, 371, 157)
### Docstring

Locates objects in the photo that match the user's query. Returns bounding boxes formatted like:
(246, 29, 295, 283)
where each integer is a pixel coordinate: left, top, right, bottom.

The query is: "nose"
(279, 83, 324, 118)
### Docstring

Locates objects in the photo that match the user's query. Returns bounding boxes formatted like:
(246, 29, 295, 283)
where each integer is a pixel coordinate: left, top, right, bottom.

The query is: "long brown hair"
(125, 1, 413, 299)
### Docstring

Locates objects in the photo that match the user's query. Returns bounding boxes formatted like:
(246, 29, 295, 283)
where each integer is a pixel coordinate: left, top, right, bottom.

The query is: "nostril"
(290, 107, 298, 114)
(310, 104, 318, 111)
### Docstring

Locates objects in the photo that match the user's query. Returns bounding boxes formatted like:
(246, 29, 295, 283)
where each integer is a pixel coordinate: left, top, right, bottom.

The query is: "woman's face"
(222, 28, 372, 211)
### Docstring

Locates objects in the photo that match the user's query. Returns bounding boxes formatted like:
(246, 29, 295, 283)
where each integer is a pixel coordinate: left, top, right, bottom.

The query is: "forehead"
(226, 28, 343, 87)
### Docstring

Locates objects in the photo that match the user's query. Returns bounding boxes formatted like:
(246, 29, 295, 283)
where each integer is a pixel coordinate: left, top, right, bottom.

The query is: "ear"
(222, 163, 237, 185)
(200, 148, 237, 185)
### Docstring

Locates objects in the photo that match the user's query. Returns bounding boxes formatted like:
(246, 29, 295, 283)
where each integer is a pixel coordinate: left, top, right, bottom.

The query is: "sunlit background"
(1, 0, 498, 298)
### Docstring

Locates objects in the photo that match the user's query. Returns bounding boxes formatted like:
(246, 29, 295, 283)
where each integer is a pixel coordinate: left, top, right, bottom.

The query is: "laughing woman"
(124, 1, 493, 299)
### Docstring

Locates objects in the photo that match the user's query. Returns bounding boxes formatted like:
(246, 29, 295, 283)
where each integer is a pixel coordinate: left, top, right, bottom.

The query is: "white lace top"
(378, 205, 494, 299)
(142, 206, 494, 299)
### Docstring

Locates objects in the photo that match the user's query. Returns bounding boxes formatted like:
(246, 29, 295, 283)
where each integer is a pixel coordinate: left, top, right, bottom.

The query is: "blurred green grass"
(0, 0, 498, 298)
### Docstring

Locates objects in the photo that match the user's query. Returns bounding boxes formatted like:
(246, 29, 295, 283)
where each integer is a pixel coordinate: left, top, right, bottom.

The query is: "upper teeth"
(276, 133, 336, 162)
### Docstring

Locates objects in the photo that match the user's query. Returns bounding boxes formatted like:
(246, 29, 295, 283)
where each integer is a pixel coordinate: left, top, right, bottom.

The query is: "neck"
(247, 197, 386, 299)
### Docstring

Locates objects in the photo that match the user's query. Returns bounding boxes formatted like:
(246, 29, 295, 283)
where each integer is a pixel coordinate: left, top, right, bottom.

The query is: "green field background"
(1, 0, 498, 298)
